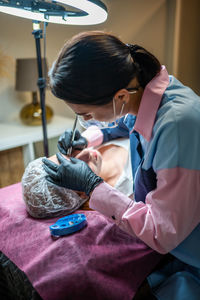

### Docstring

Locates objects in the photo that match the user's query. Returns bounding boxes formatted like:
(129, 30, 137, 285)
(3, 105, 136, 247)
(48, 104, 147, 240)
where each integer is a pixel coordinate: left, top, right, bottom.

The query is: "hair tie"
(126, 43, 139, 60)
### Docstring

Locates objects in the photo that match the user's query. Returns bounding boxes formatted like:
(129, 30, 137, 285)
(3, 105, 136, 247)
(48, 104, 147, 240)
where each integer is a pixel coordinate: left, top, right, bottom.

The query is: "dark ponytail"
(49, 32, 161, 105)
(126, 44, 161, 88)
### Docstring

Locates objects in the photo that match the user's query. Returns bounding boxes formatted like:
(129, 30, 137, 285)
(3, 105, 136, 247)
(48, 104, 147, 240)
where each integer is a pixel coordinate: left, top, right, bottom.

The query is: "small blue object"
(49, 213, 87, 237)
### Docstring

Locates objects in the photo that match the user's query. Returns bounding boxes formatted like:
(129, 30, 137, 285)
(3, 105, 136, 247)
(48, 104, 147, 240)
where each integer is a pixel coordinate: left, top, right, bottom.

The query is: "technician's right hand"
(42, 153, 103, 196)
(57, 129, 88, 155)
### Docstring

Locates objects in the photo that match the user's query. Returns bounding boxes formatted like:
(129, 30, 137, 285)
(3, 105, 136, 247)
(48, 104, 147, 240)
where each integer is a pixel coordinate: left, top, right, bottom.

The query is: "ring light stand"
(0, 0, 108, 156)
(32, 23, 49, 157)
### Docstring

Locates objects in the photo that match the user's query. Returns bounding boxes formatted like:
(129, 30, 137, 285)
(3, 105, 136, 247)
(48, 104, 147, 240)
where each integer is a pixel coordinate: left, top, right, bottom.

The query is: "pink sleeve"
(90, 168, 200, 254)
(82, 126, 103, 148)
(90, 182, 137, 235)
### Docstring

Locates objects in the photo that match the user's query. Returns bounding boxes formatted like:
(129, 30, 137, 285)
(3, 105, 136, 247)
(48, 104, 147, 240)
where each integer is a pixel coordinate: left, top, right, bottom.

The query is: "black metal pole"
(32, 28, 49, 157)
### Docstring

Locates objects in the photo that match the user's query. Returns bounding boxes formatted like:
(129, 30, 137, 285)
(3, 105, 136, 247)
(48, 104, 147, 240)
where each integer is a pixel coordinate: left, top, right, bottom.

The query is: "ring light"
(0, 0, 108, 25)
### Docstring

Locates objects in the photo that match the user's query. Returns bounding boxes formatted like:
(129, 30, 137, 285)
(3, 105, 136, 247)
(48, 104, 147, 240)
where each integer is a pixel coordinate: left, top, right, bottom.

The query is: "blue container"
(49, 213, 87, 236)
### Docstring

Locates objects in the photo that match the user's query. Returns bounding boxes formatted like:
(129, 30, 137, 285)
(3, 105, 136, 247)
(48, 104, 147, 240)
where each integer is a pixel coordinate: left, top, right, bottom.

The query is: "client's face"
(50, 149, 102, 175)
(75, 148, 102, 175)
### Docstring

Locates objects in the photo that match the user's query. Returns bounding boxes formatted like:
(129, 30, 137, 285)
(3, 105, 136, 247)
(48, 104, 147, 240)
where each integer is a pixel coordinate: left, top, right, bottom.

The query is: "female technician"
(43, 31, 200, 299)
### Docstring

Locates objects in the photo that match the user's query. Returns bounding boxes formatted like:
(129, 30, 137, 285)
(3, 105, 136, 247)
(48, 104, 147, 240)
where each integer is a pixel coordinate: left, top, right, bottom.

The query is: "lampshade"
(15, 58, 53, 126)
(15, 58, 48, 92)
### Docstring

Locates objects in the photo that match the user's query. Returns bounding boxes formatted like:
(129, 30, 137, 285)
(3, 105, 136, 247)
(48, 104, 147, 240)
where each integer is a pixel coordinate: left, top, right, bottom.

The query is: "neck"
(127, 88, 144, 116)
(98, 144, 128, 187)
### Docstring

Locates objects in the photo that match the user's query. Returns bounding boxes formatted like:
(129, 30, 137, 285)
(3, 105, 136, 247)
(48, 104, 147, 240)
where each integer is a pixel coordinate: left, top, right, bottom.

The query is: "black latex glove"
(57, 129, 88, 155)
(42, 153, 103, 196)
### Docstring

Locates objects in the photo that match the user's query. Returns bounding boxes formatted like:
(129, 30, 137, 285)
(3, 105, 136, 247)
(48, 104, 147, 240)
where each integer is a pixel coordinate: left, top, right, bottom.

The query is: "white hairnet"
(22, 158, 88, 218)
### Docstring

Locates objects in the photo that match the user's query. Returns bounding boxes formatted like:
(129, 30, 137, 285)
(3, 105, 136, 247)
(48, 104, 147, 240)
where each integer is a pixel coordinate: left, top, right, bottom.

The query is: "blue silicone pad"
(49, 213, 87, 236)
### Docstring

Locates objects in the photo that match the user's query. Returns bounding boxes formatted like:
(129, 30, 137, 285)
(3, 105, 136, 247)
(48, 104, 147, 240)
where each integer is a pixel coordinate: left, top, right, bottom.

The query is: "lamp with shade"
(15, 58, 53, 126)
(1, 0, 108, 156)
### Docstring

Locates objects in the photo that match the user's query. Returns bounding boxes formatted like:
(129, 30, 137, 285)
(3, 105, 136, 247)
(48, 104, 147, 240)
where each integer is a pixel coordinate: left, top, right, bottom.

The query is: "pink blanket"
(0, 183, 163, 300)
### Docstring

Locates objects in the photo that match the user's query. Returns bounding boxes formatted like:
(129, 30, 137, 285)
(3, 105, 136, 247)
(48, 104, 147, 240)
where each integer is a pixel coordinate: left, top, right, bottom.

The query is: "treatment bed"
(0, 182, 163, 299)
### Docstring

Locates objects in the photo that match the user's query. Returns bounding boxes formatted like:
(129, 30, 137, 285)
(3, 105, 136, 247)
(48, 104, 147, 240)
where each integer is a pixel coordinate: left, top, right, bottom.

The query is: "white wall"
(0, 0, 171, 122)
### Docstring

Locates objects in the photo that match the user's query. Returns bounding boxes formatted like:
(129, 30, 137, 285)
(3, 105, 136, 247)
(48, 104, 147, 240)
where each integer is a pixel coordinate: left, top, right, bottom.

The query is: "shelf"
(0, 115, 76, 167)
(0, 115, 75, 151)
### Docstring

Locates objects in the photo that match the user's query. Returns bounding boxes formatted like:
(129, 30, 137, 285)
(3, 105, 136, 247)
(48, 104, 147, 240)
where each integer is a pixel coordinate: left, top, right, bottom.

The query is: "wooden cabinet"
(0, 147, 24, 187)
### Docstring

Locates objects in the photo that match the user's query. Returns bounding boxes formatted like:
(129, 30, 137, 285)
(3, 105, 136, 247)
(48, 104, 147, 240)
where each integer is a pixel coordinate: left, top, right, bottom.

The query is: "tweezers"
(67, 115, 78, 156)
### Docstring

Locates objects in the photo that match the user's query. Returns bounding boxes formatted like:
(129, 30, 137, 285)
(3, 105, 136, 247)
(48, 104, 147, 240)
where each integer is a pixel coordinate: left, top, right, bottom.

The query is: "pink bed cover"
(0, 183, 162, 300)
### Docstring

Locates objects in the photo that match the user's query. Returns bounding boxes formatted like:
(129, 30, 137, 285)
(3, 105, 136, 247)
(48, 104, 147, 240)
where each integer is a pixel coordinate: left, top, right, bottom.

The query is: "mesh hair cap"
(22, 158, 88, 219)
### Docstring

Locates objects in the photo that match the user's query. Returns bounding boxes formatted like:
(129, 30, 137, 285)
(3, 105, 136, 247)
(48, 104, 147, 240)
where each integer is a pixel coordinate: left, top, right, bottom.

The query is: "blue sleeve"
(101, 116, 130, 143)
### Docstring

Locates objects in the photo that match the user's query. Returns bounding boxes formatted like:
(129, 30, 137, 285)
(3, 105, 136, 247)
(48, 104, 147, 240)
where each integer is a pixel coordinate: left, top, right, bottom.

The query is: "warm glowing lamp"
(16, 58, 53, 126)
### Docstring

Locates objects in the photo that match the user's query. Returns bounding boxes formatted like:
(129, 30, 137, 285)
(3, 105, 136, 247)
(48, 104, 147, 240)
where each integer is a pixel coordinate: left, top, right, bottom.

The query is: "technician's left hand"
(58, 129, 88, 155)
(42, 153, 103, 196)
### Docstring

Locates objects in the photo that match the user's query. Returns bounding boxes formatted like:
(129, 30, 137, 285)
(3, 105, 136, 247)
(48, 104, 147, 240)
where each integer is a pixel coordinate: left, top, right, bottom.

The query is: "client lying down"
(22, 139, 133, 218)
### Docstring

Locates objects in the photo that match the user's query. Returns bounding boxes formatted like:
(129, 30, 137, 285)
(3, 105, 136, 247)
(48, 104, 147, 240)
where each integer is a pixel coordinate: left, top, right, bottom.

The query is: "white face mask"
(78, 97, 126, 129)
(78, 89, 138, 129)
(78, 117, 116, 129)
